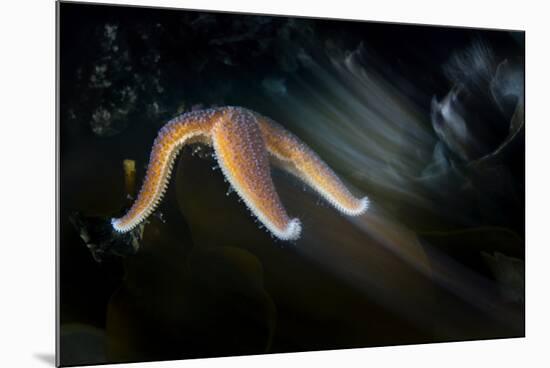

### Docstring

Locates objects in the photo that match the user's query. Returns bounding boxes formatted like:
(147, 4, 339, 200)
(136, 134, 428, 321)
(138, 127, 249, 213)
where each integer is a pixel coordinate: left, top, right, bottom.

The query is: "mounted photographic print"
(56, 1, 525, 366)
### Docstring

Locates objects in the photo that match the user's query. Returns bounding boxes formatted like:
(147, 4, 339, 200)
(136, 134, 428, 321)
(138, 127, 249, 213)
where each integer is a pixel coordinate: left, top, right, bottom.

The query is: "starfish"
(111, 106, 369, 240)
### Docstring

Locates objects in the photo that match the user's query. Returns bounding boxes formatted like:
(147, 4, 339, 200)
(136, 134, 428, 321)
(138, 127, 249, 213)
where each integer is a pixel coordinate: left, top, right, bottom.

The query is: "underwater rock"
(418, 227, 523, 267)
(183, 247, 277, 354)
(417, 227, 524, 337)
(68, 152, 148, 262)
(59, 324, 107, 366)
(69, 212, 143, 262)
(482, 251, 524, 304)
(105, 242, 276, 361)
(86, 24, 140, 137)
(88, 85, 138, 137)
(62, 12, 320, 142)
(66, 22, 169, 137)
(418, 226, 524, 306)
(88, 167, 277, 362)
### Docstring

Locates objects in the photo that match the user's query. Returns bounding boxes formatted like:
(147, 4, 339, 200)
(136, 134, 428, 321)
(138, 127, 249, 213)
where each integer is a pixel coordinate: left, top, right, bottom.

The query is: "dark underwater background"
(58, 2, 525, 366)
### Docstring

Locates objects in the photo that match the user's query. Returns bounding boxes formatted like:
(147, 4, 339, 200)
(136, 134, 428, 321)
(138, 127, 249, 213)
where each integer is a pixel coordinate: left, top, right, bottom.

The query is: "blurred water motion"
(262, 37, 524, 334)
(268, 39, 523, 232)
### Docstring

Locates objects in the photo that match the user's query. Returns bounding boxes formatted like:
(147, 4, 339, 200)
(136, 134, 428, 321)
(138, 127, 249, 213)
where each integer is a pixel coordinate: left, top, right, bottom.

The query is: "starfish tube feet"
(111, 109, 220, 233)
(212, 108, 302, 240)
(111, 106, 368, 241)
(256, 114, 369, 217)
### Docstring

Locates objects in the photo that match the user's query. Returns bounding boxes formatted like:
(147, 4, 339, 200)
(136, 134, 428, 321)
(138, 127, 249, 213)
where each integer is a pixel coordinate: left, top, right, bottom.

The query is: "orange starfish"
(111, 106, 369, 240)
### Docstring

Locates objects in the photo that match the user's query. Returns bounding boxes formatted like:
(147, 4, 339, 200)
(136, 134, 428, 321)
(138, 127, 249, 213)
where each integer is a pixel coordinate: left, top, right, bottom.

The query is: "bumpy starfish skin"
(256, 115, 370, 216)
(111, 106, 368, 240)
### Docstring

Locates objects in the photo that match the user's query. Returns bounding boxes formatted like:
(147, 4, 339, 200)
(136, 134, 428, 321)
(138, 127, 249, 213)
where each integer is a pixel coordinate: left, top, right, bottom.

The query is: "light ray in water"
(265, 42, 523, 333)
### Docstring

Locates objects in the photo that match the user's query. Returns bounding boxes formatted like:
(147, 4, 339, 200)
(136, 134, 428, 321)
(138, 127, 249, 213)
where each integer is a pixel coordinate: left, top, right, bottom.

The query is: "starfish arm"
(211, 108, 302, 240)
(256, 114, 369, 216)
(111, 109, 223, 233)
